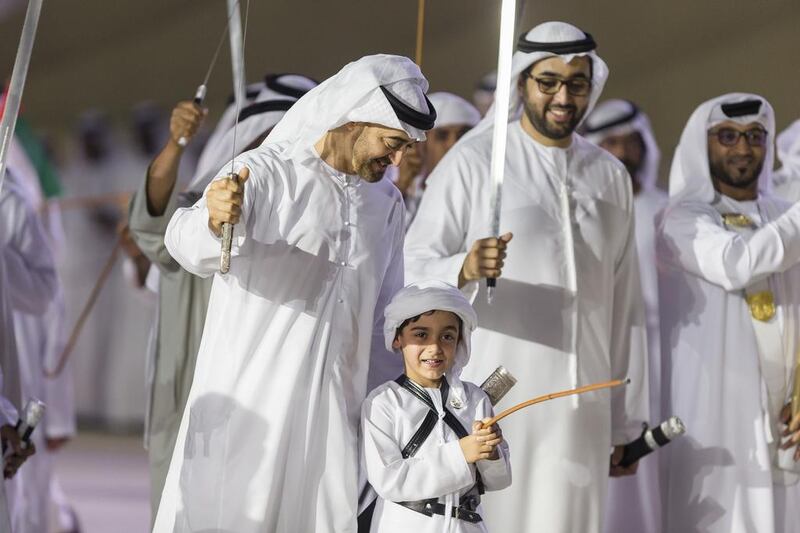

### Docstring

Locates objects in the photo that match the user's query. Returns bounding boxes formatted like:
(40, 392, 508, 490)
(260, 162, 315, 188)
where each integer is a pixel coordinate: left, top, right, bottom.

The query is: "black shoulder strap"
(395, 375, 438, 458)
(394, 375, 486, 494)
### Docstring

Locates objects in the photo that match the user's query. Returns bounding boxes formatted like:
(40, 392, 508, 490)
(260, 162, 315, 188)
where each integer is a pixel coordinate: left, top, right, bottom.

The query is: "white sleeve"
(659, 201, 800, 291)
(362, 396, 474, 502)
(473, 392, 512, 492)
(0, 184, 58, 314)
(404, 146, 479, 292)
(164, 162, 255, 278)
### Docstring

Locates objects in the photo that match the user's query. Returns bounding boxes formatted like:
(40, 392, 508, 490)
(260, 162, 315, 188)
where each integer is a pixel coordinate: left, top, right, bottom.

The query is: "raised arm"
(128, 101, 205, 272)
(165, 165, 252, 278)
(659, 201, 800, 291)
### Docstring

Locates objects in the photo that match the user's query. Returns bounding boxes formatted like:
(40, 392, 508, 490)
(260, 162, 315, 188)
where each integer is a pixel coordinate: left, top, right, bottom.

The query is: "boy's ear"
(392, 337, 401, 350)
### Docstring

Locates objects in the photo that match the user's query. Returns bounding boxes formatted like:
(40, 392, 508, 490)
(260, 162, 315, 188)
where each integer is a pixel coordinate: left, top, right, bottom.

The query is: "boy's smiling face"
(393, 310, 461, 388)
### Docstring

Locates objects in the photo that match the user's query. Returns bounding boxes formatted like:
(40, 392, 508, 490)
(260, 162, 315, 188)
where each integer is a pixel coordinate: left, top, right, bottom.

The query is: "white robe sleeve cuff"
(165, 202, 231, 278)
(475, 444, 512, 491)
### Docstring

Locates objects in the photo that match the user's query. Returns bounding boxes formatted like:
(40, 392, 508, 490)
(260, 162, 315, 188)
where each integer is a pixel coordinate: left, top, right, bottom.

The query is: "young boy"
(361, 280, 511, 533)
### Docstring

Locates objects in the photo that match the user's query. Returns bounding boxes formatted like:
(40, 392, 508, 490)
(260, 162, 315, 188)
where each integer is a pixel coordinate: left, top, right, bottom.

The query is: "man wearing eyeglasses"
(405, 22, 649, 533)
(658, 94, 800, 532)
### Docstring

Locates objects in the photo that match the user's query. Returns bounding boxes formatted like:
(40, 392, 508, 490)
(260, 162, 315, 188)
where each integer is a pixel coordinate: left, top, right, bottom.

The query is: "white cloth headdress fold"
(464, 21, 609, 142)
(189, 74, 317, 191)
(383, 280, 477, 405)
(776, 119, 800, 181)
(428, 92, 481, 129)
(262, 54, 432, 160)
(668, 93, 775, 203)
(583, 99, 661, 190)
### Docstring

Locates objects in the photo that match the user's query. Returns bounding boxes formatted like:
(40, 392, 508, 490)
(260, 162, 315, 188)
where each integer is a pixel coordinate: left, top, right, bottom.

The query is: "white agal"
(154, 141, 405, 532)
(658, 93, 800, 532)
(405, 119, 649, 532)
(362, 381, 511, 533)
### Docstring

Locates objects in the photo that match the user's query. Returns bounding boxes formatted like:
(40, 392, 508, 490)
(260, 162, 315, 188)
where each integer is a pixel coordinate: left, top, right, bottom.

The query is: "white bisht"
(155, 55, 433, 533)
(658, 93, 800, 532)
(405, 21, 648, 533)
(362, 280, 511, 533)
(772, 119, 800, 203)
(584, 99, 666, 533)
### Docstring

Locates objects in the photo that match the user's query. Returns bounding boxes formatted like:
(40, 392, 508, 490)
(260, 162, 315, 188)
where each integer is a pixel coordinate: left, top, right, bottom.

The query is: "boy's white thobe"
(362, 380, 511, 533)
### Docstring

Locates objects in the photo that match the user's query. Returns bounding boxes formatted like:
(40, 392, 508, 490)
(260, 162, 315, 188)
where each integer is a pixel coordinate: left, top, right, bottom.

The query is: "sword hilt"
(178, 85, 207, 148)
(219, 171, 240, 274)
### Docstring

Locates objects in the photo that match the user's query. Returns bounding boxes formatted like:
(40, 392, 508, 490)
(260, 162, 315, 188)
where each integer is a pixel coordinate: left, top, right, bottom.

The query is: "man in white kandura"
(128, 73, 315, 518)
(658, 94, 800, 532)
(584, 99, 667, 533)
(405, 21, 648, 533)
(154, 54, 436, 532)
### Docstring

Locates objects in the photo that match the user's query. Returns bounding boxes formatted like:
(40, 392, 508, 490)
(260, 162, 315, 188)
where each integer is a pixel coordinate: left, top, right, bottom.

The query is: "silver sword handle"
(219, 172, 240, 274)
(480, 365, 517, 406)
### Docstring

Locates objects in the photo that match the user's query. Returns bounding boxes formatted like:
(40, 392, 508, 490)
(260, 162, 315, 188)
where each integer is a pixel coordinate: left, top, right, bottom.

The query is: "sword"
(486, 0, 517, 305)
(219, 0, 251, 274)
(177, 4, 239, 147)
(0, 0, 44, 193)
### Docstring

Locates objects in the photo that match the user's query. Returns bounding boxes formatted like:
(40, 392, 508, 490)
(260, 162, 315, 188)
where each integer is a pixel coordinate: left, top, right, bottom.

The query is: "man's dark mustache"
(546, 104, 577, 112)
(728, 156, 754, 166)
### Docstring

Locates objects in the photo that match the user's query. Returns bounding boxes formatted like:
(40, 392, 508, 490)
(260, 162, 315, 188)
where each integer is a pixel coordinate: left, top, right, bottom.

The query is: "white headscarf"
(383, 280, 478, 405)
(776, 119, 800, 180)
(428, 92, 481, 129)
(201, 80, 266, 162)
(583, 99, 661, 190)
(668, 93, 775, 203)
(466, 21, 609, 141)
(189, 74, 317, 190)
(262, 54, 433, 160)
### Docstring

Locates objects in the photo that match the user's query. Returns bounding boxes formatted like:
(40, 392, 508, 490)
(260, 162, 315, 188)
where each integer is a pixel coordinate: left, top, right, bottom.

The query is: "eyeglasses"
(707, 127, 768, 147)
(527, 75, 592, 97)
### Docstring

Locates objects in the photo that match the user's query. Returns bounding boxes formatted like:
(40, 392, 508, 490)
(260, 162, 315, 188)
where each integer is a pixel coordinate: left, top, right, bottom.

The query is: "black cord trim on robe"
(264, 73, 319, 100)
(583, 102, 640, 134)
(517, 31, 597, 54)
(380, 86, 437, 131)
(394, 375, 485, 494)
(721, 99, 763, 118)
(236, 99, 296, 123)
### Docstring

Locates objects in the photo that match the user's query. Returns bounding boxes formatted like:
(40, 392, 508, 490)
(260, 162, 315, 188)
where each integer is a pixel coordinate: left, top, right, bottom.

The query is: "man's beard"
(710, 154, 764, 190)
(354, 155, 391, 182)
(524, 100, 586, 140)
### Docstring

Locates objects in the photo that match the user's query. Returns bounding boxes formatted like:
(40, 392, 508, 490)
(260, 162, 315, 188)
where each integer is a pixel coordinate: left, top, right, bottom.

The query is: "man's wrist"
(166, 137, 186, 153)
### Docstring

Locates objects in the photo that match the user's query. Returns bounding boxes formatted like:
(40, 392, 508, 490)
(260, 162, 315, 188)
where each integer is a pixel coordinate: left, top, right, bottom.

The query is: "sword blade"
(0, 0, 44, 193)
